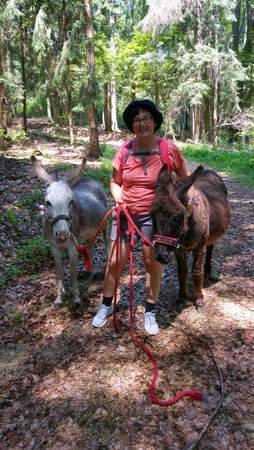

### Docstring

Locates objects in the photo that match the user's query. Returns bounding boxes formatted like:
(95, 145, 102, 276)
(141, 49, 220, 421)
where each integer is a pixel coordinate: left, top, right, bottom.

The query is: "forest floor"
(1, 118, 254, 450)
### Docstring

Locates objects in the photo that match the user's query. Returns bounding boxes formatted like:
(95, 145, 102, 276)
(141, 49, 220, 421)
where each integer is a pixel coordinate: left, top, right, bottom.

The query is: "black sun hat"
(122, 99, 163, 132)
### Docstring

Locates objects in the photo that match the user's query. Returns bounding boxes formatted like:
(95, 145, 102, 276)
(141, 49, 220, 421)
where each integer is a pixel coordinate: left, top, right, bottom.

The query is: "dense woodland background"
(0, 0, 254, 157)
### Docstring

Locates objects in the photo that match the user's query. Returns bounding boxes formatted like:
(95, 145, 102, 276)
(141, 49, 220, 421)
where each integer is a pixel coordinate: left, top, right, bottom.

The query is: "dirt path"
(0, 127, 254, 450)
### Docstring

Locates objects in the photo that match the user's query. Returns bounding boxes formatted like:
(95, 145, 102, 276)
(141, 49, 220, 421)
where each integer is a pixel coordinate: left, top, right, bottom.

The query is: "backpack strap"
(158, 138, 172, 172)
(120, 138, 172, 174)
(120, 140, 133, 167)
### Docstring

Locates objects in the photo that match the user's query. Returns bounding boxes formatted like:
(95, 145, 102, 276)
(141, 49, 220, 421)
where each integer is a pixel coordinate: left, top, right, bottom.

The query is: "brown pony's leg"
(192, 247, 205, 308)
(204, 244, 213, 277)
(176, 249, 188, 302)
(204, 244, 222, 281)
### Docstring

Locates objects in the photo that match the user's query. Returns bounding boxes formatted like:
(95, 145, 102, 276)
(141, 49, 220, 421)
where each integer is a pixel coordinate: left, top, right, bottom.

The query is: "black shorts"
(110, 213, 153, 243)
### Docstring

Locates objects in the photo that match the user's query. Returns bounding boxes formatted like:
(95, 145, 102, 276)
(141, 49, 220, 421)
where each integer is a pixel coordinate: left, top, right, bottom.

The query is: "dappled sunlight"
(230, 198, 253, 205)
(218, 301, 254, 326)
(242, 223, 254, 231)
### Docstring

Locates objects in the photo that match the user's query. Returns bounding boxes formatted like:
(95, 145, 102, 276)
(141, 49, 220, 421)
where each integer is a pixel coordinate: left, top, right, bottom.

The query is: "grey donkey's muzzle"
(48, 214, 71, 241)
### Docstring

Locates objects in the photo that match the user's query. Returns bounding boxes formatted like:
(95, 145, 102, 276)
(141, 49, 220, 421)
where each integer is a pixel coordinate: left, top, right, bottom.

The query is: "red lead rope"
(113, 204, 203, 406)
(79, 203, 203, 406)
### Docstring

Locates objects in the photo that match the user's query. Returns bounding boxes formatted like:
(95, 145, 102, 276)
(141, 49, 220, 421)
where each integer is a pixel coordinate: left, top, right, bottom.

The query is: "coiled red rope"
(79, 203, 203, 406)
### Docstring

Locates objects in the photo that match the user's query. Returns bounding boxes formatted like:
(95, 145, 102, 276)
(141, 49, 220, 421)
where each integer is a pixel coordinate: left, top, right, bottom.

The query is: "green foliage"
(7, 129, 28, 145)
(175, 44, 246, 113)
(9, 309, 24, 324)
(32, 6, 52, 58)
(85, 166, 111, 189)
(16, 236, 52, 274)
(81, 144, 113, 188)
(27, 84, 47, 116)
(0, 265, 22, 289)
(17, 190, 43, 210)
(5, 208, 19, 226)
(2, 0, 253, 144)
(101, 144, 115, 161)
(181, 144, 254, 187)
(0, 236, 51, 288)
(35, 331, 44, 339)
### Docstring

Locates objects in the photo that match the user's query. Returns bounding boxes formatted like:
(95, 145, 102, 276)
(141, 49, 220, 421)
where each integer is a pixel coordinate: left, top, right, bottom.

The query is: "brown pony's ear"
(178, 165, 204, 202)
(65, 158, 87, 186)
(156, 164, 173, 191)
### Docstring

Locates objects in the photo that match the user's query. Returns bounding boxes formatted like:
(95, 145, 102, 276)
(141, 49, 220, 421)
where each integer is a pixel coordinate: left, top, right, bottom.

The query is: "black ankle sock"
(102, 296, 113, 307)
(145, 302, 155, 313)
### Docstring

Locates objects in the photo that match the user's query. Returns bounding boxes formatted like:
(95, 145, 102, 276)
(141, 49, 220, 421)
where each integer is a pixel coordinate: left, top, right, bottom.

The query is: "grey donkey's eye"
(46, 200, 52, 207)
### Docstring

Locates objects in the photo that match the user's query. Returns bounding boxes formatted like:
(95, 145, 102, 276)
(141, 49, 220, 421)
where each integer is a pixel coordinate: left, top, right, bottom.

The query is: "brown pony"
(151, 165, 230, 308)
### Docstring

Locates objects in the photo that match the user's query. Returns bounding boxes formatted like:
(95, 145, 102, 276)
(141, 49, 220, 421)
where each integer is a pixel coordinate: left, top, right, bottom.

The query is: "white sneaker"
(144, 311, 159, 335)
(92, 304, 113, 328)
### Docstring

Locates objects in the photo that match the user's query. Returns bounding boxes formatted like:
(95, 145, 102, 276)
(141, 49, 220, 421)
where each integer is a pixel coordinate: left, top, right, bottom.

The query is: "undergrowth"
(181, 143, 254, 187)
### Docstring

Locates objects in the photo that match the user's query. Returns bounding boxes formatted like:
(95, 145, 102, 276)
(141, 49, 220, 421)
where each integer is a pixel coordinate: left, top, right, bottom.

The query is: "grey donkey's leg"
(51, 245, 65, 305)
(68, 243, 81, 304)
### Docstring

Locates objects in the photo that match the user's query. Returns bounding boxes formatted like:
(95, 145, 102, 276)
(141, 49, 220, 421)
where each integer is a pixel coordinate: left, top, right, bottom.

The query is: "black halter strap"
(48, 215, 70, 226)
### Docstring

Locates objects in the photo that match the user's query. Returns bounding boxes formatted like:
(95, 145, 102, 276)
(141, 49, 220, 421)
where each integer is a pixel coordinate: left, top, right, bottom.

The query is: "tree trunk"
(211, 7, 220, 143)
(241, 0, 254, 106)
(203, 92, 212, 142)
(111, 80, 120, 132)
(191, 6, 203, 142)
(0, 39, 9, 135)
(46, 79, 53, 122)
(20, 18, 28, 132)
(191, 105, 201, 142)
(84, 0, 100, 158)
(154, 75, 159, 105)
(243, 0, 254, 54)
(104, 82, 112, 131)
(232, 1, 241, 53)
(67, 90, 74, 145)
(211, 63, 219, 143)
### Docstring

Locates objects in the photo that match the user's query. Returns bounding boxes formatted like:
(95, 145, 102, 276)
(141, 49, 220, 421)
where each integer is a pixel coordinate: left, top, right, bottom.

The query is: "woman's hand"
(111, 185, 123, 204)
(110, 169, 124, 204)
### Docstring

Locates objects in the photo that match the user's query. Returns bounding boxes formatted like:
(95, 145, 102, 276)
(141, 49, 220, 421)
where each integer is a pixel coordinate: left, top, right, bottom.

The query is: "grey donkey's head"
(31, 156, 86, 242)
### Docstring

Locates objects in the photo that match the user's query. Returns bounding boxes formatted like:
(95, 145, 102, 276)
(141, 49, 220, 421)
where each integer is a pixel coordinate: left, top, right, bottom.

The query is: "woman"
(92, 99, 190, 335)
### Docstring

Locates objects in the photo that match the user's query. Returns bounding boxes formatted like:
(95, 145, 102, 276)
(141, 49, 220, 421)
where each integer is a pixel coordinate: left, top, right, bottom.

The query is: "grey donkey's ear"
(65, 158, 87, 186)
(31, 155, 55, 184)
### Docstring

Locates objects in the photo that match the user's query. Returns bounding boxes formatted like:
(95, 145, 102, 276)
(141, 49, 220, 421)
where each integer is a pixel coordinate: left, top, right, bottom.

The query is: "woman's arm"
(110, 168, 124, 203)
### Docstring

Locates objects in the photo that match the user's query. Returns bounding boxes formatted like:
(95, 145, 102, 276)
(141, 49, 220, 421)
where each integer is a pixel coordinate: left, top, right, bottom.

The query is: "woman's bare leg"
(142, 244, 163, 304)
(103, 241, 130, 297)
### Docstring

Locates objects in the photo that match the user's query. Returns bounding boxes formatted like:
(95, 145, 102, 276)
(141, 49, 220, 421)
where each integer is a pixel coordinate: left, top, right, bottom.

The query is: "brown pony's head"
(151, 164, 204, 264)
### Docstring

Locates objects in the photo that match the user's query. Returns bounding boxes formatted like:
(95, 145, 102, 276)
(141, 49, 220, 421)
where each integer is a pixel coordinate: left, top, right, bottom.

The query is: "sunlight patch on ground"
(242, 223, 254, 231)
(229, 198, 252, 204)
(218, 301, 254, 326)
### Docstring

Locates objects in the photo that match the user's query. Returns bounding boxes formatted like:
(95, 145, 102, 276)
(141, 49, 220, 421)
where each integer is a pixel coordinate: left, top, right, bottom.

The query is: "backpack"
(120, 138, 172, 175)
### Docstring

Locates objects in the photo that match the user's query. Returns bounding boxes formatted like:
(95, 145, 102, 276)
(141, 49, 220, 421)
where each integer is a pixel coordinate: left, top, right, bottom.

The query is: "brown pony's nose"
(154, 247, 173, 265)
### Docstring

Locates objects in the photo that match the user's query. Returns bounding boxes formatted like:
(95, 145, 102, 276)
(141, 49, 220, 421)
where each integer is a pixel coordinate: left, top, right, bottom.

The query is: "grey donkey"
(31, 156, 108, 306)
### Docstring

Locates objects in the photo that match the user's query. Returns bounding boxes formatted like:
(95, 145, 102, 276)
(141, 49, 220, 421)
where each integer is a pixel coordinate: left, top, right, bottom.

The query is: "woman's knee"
(107, 242, 130, 270)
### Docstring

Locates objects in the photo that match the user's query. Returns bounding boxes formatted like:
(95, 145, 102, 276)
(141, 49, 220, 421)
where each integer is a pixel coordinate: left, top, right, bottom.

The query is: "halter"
(47, 214, 71, 226)
(39, 206, 71, 227)
(153, 234, 180, 248)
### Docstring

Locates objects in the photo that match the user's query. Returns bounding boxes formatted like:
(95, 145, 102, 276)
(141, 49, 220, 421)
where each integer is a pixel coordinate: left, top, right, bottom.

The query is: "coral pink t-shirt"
(112, 138, 184, 215)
